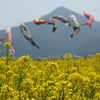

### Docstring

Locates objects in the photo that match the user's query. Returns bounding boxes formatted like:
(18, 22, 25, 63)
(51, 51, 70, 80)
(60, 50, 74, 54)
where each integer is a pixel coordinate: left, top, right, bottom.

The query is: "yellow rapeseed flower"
(94, 93, 100, 99)
(4, 42, 12, 49)
(64, 53, 72, 59)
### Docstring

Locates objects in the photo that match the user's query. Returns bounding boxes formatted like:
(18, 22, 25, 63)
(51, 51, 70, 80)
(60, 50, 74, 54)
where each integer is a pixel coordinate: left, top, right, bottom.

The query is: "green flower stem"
(6, 48, 9, 65)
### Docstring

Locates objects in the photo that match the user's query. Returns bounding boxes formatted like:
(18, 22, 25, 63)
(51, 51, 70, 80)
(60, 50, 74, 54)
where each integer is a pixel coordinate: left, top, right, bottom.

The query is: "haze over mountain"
(0, 7, 100, 58)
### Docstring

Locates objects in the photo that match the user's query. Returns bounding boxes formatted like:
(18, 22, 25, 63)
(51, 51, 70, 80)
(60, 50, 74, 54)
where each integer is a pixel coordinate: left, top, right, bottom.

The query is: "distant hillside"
(0, 7, 100, 58)
(74, 37, 100, 56)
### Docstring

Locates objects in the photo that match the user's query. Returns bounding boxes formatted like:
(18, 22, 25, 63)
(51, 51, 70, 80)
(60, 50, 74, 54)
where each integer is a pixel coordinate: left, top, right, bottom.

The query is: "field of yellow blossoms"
(0, 52, 100, 100)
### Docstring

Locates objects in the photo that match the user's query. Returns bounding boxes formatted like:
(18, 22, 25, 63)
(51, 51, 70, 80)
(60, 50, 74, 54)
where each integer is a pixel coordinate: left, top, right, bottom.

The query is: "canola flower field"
(0, 52, 100, 100)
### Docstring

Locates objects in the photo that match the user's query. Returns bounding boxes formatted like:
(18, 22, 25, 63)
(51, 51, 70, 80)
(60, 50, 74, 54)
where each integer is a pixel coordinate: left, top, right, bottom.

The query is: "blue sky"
(0, 0, 100, 29)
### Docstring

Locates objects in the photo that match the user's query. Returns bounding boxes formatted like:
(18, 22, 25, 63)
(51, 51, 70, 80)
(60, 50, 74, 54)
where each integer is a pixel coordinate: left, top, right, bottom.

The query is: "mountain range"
(0, 6, 100, 58)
